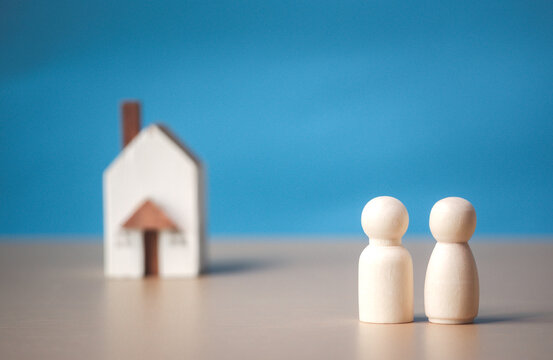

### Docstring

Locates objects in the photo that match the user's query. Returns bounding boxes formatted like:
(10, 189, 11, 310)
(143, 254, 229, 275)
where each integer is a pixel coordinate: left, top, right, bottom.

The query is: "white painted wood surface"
(103, 124, 205, 278)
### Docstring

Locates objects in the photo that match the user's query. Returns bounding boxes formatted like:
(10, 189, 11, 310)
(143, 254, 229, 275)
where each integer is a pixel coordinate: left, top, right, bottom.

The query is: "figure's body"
(359, 196, 414, 324)
(424, 197, 479, 324)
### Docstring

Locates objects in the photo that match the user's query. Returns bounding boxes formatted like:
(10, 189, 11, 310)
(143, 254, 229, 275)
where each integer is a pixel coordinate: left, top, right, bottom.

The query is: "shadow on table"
(356, 312, 552, 360)
(414, 312, 553, 324)
(206, 258, 277, 275)
(475, 312, 553, 324)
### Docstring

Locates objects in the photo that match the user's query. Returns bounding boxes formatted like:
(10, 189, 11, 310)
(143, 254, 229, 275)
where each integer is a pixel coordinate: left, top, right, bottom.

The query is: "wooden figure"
(359, 196, 414, 323)
(103, 101, 206, 278)
(424, 197, 479, 324)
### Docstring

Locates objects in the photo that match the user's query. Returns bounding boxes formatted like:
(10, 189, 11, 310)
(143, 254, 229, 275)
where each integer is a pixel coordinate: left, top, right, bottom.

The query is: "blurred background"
(1, 0, 552, 238)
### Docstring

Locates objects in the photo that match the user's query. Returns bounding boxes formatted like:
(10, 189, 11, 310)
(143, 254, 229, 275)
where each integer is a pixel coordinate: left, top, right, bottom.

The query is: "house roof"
(122, 200, 178, 231)
(104, 123, 203, 175)
(155, 124, 202, 166)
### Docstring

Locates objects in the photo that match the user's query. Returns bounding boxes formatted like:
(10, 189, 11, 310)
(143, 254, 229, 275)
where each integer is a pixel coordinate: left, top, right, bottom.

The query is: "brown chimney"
(121, 101, 141, 148)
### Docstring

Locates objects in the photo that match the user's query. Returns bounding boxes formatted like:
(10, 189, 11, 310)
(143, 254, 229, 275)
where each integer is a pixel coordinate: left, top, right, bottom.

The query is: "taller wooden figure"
(103, 101, 206, 278)
(359, 196, 414, 323)
(424, 197, 479, 324)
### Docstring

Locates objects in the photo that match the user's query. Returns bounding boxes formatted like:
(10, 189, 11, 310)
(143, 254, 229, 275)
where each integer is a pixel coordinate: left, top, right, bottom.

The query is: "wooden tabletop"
(0, 238, 552, 360)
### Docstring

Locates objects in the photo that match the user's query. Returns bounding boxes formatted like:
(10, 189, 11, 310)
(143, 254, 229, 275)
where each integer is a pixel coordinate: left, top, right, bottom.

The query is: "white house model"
(103, 102, 206, 278)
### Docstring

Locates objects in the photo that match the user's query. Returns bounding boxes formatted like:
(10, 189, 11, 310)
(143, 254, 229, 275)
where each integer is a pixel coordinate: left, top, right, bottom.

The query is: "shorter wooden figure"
(103, 101, 206, 278)
(359, 196, 414, 323)
(424, 197, 479, 324)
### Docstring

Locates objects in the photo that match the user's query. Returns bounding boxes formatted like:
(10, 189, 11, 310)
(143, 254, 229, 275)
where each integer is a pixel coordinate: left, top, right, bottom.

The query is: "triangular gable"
(104, 124, 202, 174)
(122, 200, 178, 230)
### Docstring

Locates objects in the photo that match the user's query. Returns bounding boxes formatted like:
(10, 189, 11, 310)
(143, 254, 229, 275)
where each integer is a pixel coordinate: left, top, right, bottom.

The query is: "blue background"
(1, 0, 552, 237)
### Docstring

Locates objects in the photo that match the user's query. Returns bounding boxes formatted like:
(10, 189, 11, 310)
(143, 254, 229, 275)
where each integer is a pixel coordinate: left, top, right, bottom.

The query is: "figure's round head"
(429, 197, 476, 243)
(361, 196, 409, 241)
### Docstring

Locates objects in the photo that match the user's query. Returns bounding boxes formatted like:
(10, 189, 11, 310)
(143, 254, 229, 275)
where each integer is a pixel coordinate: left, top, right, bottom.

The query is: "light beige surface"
(0, 239, 552, 360)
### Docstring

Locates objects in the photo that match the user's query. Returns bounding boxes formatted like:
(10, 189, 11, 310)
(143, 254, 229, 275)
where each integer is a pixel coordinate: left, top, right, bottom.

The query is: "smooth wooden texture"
(425, 197, 479, 324)
(144, 230, 159, 276)
(0, 239, 553, 360)
(121, 101, 141, 148)
(123, 200, 179, 231)
(425, 243, 479, 324)
(359, 197, 413, 323)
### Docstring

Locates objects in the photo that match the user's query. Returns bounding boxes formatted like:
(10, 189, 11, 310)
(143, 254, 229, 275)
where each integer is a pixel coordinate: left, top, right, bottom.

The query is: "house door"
(144, 230, 159, 276)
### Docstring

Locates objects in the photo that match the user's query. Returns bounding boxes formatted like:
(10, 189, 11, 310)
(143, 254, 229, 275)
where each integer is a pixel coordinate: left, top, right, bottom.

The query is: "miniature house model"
(103, 102, 206, 277)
